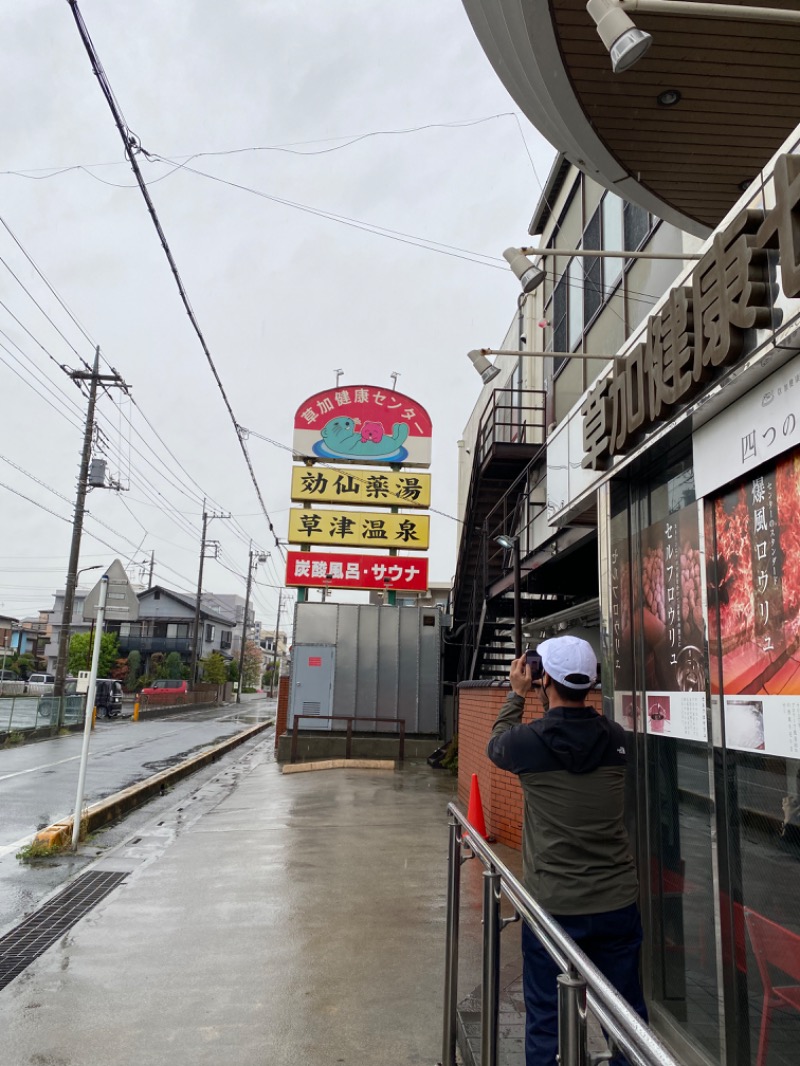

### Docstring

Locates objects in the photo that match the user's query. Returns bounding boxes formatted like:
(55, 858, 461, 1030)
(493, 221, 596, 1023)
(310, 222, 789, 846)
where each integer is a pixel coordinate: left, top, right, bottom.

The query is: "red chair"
(744, 908, 800, 1066)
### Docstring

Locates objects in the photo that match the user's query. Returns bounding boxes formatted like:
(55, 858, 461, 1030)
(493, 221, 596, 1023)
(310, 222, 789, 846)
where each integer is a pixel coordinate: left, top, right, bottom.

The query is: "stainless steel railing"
(440, 803, 682, 1066)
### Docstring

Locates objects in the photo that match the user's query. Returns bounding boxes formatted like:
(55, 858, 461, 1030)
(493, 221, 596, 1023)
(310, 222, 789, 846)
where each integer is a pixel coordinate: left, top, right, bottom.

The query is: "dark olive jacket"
(487, 692, 639, 916)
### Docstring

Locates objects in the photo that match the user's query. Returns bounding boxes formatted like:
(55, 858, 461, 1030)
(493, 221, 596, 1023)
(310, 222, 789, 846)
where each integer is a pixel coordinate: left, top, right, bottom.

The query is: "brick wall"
(457, 685, 603, 850)
(274, 674, 290, 752)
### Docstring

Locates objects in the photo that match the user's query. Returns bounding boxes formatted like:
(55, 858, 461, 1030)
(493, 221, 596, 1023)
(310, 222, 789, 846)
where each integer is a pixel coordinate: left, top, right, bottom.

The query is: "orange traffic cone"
(465, 773, 488, 841)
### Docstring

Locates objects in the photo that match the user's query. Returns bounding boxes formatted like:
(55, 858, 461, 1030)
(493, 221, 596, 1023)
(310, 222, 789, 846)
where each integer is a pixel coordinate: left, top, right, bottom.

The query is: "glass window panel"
(624, 201, 650, 251)
(706, 448, 800, 1066)
(568, 257, 583, 350)
(552, 274, 568, 373)
(602, 194, 625, 294)
(583, 208, 603, 325)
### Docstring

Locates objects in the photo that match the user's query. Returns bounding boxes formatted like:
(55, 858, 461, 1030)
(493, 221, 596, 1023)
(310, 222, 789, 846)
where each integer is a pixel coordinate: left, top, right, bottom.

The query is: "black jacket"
(487, 693, 639, 915)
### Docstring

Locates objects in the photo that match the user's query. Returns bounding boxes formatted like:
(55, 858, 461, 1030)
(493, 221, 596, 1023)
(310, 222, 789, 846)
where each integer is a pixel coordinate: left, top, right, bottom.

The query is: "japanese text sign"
(286, 551, 429, 591)
(292, 385, 433, 468)
(291, 466, 431, 509)
(693, 352, 800, 497)
(288, 508, 429, 550)
(582, 152, 800, 471)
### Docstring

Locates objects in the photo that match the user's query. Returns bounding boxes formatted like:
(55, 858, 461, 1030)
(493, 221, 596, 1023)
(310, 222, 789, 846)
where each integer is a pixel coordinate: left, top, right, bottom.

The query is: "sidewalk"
(0, 737, 491, 1066)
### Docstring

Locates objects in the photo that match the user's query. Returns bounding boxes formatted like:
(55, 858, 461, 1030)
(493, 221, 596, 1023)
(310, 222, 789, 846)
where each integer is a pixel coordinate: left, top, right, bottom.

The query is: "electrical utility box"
(88, 458, 107, 487)
(288, 602, 442, 735)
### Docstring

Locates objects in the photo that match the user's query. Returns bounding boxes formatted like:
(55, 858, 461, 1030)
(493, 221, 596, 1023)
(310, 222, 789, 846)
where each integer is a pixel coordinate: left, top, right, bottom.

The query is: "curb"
(34, 720, 273, 851)
(281, 758, 395, 774)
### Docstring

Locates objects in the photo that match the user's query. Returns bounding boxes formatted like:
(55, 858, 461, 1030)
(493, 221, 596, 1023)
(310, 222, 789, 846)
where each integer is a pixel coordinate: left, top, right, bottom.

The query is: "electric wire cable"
(67, 0, 282, 554)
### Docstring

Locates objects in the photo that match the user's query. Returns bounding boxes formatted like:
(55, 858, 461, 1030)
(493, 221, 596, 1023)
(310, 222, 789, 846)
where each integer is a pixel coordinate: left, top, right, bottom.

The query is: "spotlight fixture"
(656, 88, 681, 107)
(586, 0, 652, 73)
(738, 178, 753, 192)
(495, 534, 518, 550)
(503, 247, 546, 294)
(467, 349, 502, 385)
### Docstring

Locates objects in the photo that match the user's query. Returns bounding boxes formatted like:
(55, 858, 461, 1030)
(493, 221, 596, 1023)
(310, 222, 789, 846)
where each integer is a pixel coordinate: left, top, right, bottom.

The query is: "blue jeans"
(521, 902, 648, 1066)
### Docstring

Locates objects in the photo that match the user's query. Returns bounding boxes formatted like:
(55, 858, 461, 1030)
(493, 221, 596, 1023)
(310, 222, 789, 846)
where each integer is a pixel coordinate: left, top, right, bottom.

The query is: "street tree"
(242, 640, 262, 691)
(202, 651, 227, 685)
(68, 631, 120, 678)
(164, 651, 183, 679)
(126, 649, 141, 691)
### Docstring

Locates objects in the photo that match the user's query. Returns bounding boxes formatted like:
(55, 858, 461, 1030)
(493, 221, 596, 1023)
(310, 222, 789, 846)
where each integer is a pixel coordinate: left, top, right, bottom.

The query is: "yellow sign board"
(288, 508, 429, 551)
(291, 466, 431, 509)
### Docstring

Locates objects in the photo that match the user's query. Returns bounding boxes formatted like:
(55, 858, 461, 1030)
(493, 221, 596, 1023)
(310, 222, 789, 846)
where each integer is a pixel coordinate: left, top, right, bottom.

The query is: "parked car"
(95, 679, 124, 718)
(140, 679, 189, 699)
(0, 669, 18, 681)
(27, 673, 55, 685)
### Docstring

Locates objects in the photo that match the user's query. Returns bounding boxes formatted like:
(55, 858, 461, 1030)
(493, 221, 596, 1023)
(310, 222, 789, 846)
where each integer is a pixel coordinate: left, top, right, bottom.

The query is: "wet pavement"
(0, 700, 274, 936)
(0, 738, 472, 1065)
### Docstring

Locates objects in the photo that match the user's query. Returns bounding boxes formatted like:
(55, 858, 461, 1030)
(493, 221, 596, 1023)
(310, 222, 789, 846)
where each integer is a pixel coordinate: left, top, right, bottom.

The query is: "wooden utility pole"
(269, 589, 283, 699)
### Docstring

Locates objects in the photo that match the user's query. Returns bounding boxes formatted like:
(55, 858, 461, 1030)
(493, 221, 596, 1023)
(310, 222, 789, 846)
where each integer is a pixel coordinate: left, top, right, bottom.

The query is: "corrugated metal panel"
(376, 606, 401, 726)
(294, 602, 338, 644)
(355, 605, 379, 723)
(332, 604, 357, 718)
(398, 607, 421, 730)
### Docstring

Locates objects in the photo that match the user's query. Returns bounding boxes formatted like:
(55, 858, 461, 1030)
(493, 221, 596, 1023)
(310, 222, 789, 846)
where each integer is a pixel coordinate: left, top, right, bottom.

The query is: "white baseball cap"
(537, 635, 597, 689)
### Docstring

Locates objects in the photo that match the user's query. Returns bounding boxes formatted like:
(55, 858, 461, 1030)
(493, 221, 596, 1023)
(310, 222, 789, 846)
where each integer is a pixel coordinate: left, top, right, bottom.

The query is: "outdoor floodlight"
(587, 0, 652, 73)
(468, 349, 502, 385)
(503, 248, 546, 294)
(496, 534, 518, 550)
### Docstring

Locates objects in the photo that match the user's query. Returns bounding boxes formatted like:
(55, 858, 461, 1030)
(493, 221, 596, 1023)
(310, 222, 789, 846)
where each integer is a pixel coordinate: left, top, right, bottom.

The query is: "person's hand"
(510, 655, 532, 697)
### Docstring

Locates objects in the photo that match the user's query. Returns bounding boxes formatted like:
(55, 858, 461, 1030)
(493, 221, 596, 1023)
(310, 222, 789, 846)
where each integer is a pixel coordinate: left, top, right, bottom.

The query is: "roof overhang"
(462, 0, 800, 234)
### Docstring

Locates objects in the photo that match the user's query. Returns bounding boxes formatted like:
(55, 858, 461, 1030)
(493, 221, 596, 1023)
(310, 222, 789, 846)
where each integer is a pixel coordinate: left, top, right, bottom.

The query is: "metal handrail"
(440, 803, 682, 1066)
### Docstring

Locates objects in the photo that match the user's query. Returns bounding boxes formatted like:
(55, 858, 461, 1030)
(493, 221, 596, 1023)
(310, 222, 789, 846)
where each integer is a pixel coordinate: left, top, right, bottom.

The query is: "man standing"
(486, 635, 646, 1066)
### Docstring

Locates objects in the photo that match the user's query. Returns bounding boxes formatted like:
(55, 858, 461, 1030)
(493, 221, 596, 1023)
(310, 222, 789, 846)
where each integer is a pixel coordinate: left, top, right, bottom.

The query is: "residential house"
(44, 589, 93, 674)
(109, 586, 237, 676)
(12, 612, 51, 661)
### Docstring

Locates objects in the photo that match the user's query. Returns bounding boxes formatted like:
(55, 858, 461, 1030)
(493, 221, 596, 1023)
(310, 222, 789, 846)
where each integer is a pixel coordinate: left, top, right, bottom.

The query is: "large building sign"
(287, 508, 429, 551)
(286, 551, 428, 591)
(582, 153, 800, 471)
(292, 385, 433, 468)
(290, 466, 430, 509)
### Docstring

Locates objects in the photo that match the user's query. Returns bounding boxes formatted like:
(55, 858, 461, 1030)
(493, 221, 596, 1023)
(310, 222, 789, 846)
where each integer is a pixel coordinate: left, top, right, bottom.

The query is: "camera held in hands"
(525, 647, 544, 681)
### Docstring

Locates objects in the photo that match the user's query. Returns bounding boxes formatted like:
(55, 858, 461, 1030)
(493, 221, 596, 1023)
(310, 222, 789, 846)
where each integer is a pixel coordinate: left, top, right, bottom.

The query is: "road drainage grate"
(0, 870, 127, 991)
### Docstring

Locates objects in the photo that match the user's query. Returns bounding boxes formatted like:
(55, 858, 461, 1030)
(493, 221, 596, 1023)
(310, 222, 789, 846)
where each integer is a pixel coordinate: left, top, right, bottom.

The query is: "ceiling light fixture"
(656, 88, 681, 106)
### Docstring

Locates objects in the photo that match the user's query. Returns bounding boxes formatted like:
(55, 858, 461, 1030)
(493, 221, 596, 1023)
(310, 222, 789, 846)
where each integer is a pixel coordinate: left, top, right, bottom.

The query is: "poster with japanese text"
(287, 508, 429, 551)
(708, 448, 800, 757)
(290, 466, 431, 509)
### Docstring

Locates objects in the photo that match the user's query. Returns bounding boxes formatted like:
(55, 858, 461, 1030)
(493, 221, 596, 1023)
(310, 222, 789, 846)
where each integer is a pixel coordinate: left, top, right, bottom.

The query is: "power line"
(68, 0, 282, 555)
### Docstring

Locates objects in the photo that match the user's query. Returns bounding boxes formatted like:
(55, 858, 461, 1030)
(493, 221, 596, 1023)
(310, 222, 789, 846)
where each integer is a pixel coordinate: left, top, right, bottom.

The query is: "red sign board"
(286, 551, 429, 592)
(292, 385, 432, 468)
(308, 656, 322, 667)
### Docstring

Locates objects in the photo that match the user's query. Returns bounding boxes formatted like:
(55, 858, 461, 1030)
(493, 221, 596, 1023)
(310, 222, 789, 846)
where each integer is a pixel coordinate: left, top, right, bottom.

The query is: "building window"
(220, 630, 232, 650)
(167, 623, 189, 639)
(624, 200, 651, 251)
(551, 273, 568, 370)
(154, 589, 161, 600)
(602, 193, 624, 294)
(583, 208, 603, 326)
(567, 256, 583, 349)
(205, 624, 215, 642)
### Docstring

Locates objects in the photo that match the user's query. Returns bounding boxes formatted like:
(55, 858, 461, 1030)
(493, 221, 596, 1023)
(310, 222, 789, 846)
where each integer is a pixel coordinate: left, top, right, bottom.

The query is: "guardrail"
(0, 695, 86, 736)
(440, 803, 682, 1066)
(289, 714, 405, 764)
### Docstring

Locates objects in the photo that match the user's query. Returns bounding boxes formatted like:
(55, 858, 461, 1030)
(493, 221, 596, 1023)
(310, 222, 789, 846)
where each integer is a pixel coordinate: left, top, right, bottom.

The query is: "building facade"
(451, 39, 800, 1061)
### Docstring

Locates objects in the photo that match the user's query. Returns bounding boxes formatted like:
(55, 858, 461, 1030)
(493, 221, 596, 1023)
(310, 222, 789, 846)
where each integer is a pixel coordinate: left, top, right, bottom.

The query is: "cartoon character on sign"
(315, 416, 409, 461)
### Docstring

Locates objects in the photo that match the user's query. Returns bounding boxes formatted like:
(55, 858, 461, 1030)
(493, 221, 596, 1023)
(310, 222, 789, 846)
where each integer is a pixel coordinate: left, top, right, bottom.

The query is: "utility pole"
(269, 589, 283, 699)
(53, 347, 128, 719)
(148, 550, 155, 589)
(189, 503, 229, 686)
(237, 547, 267, 703)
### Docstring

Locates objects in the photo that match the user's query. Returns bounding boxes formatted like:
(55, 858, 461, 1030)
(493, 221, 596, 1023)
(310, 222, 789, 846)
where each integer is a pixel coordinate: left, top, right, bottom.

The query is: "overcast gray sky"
(0, 0, 554, 632)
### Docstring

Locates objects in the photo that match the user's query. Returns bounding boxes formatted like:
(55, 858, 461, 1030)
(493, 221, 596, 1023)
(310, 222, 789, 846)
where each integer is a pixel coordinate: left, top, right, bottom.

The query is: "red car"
(140, 679, 189, 700)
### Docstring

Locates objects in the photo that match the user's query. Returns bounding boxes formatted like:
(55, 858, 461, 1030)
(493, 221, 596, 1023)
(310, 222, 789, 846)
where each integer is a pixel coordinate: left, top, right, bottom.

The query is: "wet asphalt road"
(0, 698, 275, 936)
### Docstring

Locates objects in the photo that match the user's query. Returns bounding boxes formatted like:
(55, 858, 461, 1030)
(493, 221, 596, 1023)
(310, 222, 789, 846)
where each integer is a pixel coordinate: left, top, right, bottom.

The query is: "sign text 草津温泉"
(287, 508, 429, 551)
(582, 153, 800, 470)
